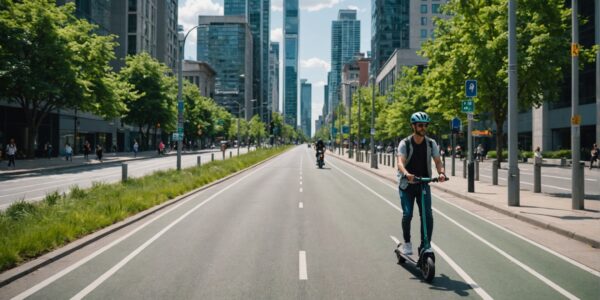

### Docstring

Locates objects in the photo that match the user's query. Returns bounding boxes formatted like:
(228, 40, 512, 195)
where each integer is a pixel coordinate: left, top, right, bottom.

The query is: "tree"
(118, 53, 177, 149)
(420, 0, 571, 166)
(248, 115, 266, 147)
(0, 0, 129, 156)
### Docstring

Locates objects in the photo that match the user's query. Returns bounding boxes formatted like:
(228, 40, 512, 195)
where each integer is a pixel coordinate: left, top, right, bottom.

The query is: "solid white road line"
(299, 251, 308, 280)
(329, 161, 580, 300)
(390, 236, 493, 300)
(327, 162, 491, 300)
(12, 152, 279, 300)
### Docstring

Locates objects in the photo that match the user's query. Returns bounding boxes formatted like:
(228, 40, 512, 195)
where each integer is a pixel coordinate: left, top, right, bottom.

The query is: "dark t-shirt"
(405, 137, 428, 178)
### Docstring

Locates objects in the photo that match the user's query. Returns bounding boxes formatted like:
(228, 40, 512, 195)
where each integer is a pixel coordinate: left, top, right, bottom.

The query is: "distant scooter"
(394, 176, 448, 283)
(316, 149, 325, 169)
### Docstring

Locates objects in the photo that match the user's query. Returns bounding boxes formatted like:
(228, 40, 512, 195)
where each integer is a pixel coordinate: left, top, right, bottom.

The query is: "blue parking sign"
(465, 80, 477, 98)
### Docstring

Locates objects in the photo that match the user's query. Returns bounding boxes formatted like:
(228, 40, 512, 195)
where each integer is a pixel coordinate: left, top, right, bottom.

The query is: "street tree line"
(316, 0, 596, 166)
(0, 0, 306, 157)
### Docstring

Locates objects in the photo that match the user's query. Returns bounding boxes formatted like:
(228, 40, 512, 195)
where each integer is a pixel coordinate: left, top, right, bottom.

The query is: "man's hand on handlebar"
(405, 173, 415, 183)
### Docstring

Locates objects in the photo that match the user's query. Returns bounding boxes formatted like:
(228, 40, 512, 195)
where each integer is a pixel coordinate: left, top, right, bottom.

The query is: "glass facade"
(330, 10, 360, 112)
(269, 42, 280, 113)
(224, 0, 246, 15)
(197, 19, 251, 115)
(300, 79, 312, 137)
(371, 0, 410, 74)
(283, 0, 299, 126)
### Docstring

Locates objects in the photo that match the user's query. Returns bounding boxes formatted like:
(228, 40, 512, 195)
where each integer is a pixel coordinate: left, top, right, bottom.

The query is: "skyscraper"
(300, 79, 312, 138)
(269, 42, 280, 113)
(330, 9, 360, 114)
(283, 0, 299, 127)
(371, 0, 409, 74)
(197, 16, 253, 118)
(157, 0, 179, 72)
(224, 0, 270, 123)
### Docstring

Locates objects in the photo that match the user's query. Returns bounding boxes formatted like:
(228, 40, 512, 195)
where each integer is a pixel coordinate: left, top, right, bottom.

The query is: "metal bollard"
(560, 157, 566, 167)
(463, 159, 467, 179)
(211, 153, 214, 161)
(379, 152, 382, 164)
(492, 159, 498, 185)
(475, 160, 479, 181)
(573, 162, 585, 210)
(197, 156, 202, 166)
(533, 158, 541, 193)
(468, 161, 475, 192)
(229, 151, 232, 158)
(121, 163, 128, 182)
(442, 155, 446, 169)
(392, 154, 396, 168)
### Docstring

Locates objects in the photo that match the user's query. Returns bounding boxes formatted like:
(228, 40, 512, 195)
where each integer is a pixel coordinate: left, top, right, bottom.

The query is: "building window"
(432, 4, 441, 14)
(128, 14, 136, 33)
(420, 4, 428, 14)
(128, 0, 136, 12)
(127, 35, 136, 55)
(421, 17, 427, 25)
(420, 29, 428, 39)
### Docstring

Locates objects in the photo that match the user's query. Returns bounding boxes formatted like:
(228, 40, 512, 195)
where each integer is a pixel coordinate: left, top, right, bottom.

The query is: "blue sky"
(178, 0, 371, 134)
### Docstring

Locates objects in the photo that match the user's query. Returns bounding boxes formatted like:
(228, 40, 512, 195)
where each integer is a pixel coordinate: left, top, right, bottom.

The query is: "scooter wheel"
(423, 256, 435, 283)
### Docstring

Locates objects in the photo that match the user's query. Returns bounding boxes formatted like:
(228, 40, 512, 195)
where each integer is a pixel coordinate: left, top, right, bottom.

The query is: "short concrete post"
(197, 156, 201, 166)
(463, 159, 467, 178)
(492, 159, 498, 185)
(392, 153, 396, 168)
(229, 151, 232, 158)
(560, 157, 566, 167)
(211, 153, 214, 162)
(533, 157, 541, 193)
(475, 160, 480, 181)
(573, 162, 585, 210)
(121, 163, 128, 182)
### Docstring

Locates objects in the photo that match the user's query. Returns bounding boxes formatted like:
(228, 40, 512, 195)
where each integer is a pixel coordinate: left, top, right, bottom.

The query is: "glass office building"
(283, 0, 299, 127)
(371, 0, 409, 74)
(197, 16, 253, 118)
(330, 9, 360, 113)
(300, 79, 312, 138)
(269, 42, 280, 113)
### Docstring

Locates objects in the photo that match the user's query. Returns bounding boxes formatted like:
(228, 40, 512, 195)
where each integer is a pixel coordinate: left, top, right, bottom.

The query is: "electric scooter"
(316, 149, 324, 169)
(394, 176, 448, 283)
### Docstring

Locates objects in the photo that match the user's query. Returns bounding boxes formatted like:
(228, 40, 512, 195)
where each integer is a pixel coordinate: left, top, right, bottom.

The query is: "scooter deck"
(394, 244, 419, 265)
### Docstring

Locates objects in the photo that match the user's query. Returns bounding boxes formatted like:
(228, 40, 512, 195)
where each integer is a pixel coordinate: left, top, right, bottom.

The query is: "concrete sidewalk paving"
(328, 149, 600, 249)
(0, 149, 223, 176)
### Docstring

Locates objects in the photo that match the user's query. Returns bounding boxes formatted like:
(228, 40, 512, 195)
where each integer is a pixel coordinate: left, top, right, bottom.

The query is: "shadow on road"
(397, 263, 474, 297)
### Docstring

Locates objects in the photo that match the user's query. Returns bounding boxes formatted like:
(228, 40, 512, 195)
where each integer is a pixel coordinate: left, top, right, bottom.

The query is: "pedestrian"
(83, 140, 91, 160)
(112, 144, 117, 155)
(44, 141, 53, 159)
(158, 140, 165, 155)
(133, 140, 139, 157)
(6, 138, 17, 168)
(65, 143, 73, 161)
(455, 145, 462, 159)
(477, 144, 485, 162)
(96, 144, 103, 162)
(590, 143, 598, 169)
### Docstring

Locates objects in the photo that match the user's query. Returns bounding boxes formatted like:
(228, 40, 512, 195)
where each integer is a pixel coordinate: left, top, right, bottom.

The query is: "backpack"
(398, 135, 435, 190)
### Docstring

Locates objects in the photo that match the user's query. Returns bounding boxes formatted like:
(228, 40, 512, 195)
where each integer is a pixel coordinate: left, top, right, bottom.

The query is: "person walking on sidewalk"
(590, 143, 598, 169)
(396, 112, 446, 256)
(6, 138, 17, 168)
(83, 140, 91, 160)
(133, 140, 139, 158)
(96, 144, 103, 162)
(44, 142, 53, 159)
(64, 143, 73, 161)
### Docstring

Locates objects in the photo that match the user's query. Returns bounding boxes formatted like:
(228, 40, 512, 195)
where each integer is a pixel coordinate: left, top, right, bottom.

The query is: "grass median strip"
(0, 146, 290, 272)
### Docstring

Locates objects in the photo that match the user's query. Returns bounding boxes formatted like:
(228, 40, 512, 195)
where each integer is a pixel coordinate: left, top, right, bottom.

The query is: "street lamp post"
(370, 75, 378, 169)
(356, 88, 361, 162)
(177, 25, 202, 171)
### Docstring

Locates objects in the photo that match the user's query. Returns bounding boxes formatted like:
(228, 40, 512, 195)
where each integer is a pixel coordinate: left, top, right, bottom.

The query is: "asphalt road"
(2, 146, 598, 299)
(0, 148, 252, 210)
(442, 159, 600, 198)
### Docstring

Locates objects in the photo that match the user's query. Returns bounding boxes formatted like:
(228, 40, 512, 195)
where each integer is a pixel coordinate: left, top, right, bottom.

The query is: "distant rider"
(396, 112, 446, 256)
(315, 139, 325, 166)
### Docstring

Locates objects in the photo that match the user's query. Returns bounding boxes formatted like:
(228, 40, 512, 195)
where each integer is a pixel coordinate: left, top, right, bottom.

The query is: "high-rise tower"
(283, 0, 299, 127)
(330, 9, 360, 115)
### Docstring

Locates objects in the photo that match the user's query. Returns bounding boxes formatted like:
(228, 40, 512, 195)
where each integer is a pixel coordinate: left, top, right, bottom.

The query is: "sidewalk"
(329, 149, 600, 249)
(0, 149, 220, 177)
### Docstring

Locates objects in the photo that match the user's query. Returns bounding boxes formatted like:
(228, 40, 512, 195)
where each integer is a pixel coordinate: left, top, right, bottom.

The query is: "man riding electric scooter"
(315, 139, 326, 168)
(396, 112, 446, 258)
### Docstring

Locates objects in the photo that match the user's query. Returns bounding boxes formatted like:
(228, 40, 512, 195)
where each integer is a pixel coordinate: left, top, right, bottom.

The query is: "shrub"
(5, 201, 37, 221)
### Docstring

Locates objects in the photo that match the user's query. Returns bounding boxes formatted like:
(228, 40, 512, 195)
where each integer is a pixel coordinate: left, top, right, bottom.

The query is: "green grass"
(0, 146, 290, 272)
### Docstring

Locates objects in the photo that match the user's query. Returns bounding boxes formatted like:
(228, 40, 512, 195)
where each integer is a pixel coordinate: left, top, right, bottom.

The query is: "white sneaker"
(400, 242, 413, 255)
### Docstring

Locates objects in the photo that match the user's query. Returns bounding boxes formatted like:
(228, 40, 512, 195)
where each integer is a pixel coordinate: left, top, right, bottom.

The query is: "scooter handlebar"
(412, 176, 449, 183)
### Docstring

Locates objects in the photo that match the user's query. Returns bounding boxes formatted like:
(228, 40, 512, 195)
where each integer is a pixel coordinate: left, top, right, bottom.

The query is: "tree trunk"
(26, 126, 38, 158)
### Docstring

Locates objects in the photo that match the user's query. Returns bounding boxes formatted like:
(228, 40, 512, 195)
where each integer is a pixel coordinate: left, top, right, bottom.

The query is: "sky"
(178, 0, 372, 135)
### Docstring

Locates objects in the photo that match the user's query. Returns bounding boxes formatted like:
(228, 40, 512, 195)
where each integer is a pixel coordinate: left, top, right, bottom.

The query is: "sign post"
(465, 80, 477, 193)
(451, 117, 461, 176)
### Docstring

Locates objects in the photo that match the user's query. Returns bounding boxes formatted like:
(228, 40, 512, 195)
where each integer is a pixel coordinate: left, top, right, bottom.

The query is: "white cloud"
(314, 80, 327, 87)
(300, 58, 331, 70)
(272, 0, 341, 12)
(271, 28, 283, 43)
(178, 0, 223, 60)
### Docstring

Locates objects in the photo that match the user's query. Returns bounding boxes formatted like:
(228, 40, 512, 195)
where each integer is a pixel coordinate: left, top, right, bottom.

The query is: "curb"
(0, 146, 291, 287)
(329, 153, 600, 249)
